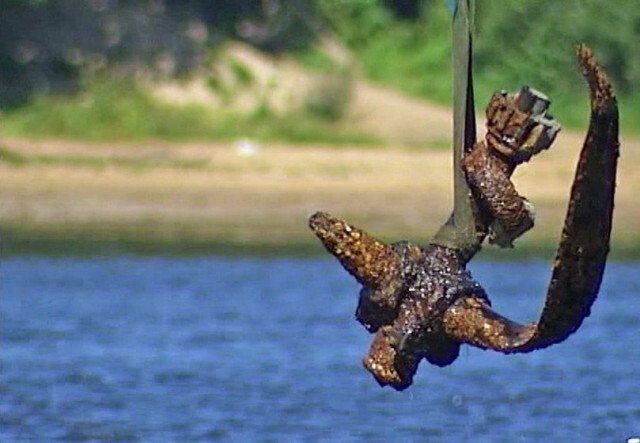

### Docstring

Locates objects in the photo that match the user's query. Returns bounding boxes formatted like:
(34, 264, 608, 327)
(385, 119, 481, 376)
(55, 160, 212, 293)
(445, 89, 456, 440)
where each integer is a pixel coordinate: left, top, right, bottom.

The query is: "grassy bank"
(0, 76, 377, 146)
(0, 222, 318, 258)
(3, 221, 640, 260)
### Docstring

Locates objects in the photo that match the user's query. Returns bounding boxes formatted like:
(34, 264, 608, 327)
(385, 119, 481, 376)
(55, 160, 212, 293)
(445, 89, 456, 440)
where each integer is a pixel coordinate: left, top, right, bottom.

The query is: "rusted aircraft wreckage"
(309, 45, 619, 390)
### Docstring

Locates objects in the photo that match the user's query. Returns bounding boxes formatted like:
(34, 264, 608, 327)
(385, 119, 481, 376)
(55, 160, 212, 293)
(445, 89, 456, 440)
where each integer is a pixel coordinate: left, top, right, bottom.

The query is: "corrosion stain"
(309, 45, 619, 390)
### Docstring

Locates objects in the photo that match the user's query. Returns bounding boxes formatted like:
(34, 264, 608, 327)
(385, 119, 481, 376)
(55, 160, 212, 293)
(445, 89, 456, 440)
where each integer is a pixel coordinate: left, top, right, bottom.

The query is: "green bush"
(305, 70, 354, 121)
(0, 76, 377, 145)
(317, 0, 640, 133)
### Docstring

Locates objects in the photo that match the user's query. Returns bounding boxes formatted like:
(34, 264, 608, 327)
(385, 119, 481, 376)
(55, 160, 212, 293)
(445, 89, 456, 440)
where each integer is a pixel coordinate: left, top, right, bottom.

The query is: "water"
(1, 256, 639, 442)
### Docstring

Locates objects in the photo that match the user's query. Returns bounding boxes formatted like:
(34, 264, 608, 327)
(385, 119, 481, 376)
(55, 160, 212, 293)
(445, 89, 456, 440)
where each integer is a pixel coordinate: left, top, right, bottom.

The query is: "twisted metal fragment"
(309, 45, 618, 389)
(310, 211, 487, 390)
(309, 212, 399, 288)
(309, 212, 403, 329)
(443, 44, 619, 352)
(464, 86, 561, 248)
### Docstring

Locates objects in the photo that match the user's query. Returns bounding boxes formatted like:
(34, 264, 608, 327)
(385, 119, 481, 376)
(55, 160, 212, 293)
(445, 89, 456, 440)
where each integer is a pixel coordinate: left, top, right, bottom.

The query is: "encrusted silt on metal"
(309, 45, 619, 390)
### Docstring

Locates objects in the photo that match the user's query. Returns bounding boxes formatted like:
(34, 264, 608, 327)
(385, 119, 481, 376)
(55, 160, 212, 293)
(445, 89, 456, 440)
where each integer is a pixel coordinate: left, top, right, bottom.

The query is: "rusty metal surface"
(464, 141, 532, 247)
(310, 212, 488, 390)
(484, 87, 560, 164)
(464, 86, 561, 248)
(308, 45, 619, 389)
(444, 44, 619, 353)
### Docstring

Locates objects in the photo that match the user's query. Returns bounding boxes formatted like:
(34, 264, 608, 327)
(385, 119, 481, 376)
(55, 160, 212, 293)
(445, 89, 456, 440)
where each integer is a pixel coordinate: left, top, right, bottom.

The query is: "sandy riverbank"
(1, 132, 638, 257)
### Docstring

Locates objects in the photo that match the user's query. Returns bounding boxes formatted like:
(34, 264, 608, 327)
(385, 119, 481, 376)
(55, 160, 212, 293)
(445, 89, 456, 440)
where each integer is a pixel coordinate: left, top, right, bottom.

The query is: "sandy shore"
(2, 132, 638, 256)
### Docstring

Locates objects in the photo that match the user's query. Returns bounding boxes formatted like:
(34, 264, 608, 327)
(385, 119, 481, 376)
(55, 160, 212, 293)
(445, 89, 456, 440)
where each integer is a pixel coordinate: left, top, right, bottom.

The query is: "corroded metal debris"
(465, 85, 560, 248)
(309, 45, 619, 390)
(444, 44, 619, 353)
(311, 211, 488, 389)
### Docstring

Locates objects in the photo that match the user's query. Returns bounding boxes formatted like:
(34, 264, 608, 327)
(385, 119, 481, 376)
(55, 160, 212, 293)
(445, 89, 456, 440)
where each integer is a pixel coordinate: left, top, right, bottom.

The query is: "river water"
(1, 256, 638, 442)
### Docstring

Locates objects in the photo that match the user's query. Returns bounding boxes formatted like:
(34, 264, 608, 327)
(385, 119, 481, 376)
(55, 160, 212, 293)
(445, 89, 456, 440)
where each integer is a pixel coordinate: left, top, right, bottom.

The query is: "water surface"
(1, 257, 639, 442)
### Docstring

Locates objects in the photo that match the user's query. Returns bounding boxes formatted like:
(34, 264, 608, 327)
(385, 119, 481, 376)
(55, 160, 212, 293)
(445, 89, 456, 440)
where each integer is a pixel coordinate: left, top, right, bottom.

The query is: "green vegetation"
(317, 0, 452, 102)
(4, 1, 639, 141)
(0, 76, 377, 145)
(316, 0, 640, 133)
(293, 46, 340, 73)
(2, 1, 637, 257)
(305, 70, 354, 121)
(0, 222, 320, 258)
(0, 146, 208, 171)
(0, 146, 28, 166)
(2, 78, 215, 141)
(3, 1, 640, 141)
(293, 43, 355, 122)
(3, 220, 640, 259)
(227, 58, 255, 87)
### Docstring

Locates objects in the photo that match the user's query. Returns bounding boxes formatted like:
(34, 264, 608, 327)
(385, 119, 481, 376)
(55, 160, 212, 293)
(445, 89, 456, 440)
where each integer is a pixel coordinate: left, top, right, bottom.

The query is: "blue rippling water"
(1, 256, 639, 442)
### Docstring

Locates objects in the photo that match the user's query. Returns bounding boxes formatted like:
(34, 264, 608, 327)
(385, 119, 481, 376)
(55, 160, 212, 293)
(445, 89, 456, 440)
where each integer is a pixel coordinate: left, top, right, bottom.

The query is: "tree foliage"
(1, 0, 639, 127)
(0, 0, 318, 107)
(475, 0, 640, 96)
(315, 0, 640, 129)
